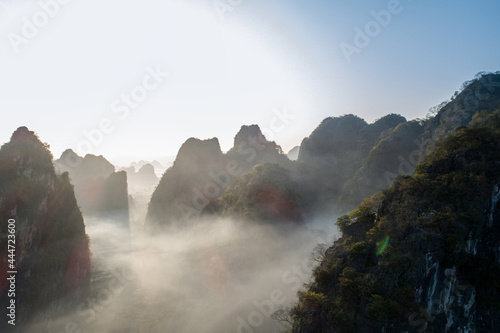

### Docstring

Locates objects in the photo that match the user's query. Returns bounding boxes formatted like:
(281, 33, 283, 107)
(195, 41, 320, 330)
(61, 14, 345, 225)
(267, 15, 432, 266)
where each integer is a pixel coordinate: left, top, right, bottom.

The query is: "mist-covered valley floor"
(41, 213, 338, 333)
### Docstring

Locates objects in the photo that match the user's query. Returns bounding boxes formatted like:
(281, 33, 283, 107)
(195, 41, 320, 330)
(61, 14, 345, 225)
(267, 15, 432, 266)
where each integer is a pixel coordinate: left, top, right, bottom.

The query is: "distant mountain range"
(1, 71, 499, 332)
(291, 72, 500, 332)
(54, 150, 130, 225)
(145, 73, 500, 234)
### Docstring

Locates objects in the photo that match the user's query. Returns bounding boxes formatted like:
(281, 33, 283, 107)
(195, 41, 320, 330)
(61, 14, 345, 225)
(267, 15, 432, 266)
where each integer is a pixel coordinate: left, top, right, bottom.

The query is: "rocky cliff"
(226, 124, 293, 172)
(54, 150, 130, 227)
(220, 163, 303, 225)
(295, 73, 500, 216)
(291, 125, 500, 332)
(146, 137, 227, 230)
(120, 163, 159, 193)
(423, 72, 500, 147)
(0, 127, 90, 332)
(296, 114, 407, 215)
(146, 125, 294, 230)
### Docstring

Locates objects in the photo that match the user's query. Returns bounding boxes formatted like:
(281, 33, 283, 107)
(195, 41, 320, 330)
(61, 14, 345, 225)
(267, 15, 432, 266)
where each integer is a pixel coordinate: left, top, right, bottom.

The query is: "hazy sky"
(1, 0, 499, 164)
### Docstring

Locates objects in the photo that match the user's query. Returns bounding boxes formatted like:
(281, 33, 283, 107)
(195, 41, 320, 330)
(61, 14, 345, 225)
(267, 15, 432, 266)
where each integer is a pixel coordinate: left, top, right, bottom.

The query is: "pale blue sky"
(1, 0, 499, 164)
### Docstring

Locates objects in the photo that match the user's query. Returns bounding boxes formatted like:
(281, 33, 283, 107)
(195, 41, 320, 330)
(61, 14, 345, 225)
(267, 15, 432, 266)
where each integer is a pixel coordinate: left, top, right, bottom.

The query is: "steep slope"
(146, 137, 227, 230)
(292, 125, 500, 332)
(120, 163, 159, 192)
(226, 124, 293, 173)
(96, 171, 130, 222)
(54, 150, 130, 226)
(220, 163, 303, 225)
(297, 73, 500, 216)
(423, 72, 500, 147)
(136, 164, 159, 186)
(56, 150, 114, 182)
(296, 114, 406, 215)
(146, 125, 293, 230)
(287, 146, 300, 161)
(339, 120, 424, 209)
(0, 127, 90, 332)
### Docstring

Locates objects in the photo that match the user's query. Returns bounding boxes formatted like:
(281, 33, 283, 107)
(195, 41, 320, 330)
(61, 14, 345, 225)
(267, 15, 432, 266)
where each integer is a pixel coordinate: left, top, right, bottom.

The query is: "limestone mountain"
(120, 163, 159, 192)
(146, 125, 294, 230)
(55, 149, 114, 182)
(296, 73, 500, 216)
(146, 137, 227, 230)
(0, 127, 90, 332)
(220, 163, 303, 225)
(54, 150, 129, 226)
(291, 123, 500, 332)
(340, 73, 500, 211)
(226, 124, 293, 172)
(96, 171, 129, 221)
(339, 120, 424, 209)
(130, 159, 164, 171)
(423, 72, 500, 147)
(296, 114, 407, 215)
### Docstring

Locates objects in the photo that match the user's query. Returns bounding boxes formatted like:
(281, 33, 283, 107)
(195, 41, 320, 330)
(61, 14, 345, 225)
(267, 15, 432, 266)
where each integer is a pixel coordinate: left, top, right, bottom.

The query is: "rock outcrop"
(146, 138, 227, 230)
(121, 163, 159, 193)
(54, 150, 130, 227)
(0, 127, 90, 332)
(292, 126, 500, 332)
(296, 114, 407, 215)
(146, 125, 294, 230)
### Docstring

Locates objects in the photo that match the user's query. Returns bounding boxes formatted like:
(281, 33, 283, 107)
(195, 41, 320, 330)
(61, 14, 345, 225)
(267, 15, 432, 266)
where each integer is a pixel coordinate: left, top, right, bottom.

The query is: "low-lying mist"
(29, 214, 339, 333)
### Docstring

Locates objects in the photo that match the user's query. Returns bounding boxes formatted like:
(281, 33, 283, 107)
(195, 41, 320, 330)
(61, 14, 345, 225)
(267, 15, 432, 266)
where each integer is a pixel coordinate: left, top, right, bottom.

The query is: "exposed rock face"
(292, 126, 500, 333)
(0, 127, 90, 332)
(54, 150, 129, 226)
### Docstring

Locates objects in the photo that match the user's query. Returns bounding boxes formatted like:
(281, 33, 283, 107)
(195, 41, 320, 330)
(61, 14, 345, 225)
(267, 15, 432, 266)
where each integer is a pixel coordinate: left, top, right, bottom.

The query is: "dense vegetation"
(146, 127, 294, 230)
(291, 121, 500, 332)
(296, 114, 408, 215)
(220, 163, 302, 224)
(2, 72, 500, 332)
(295, 72, 500, 217)
(0, 127, 90, 332)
